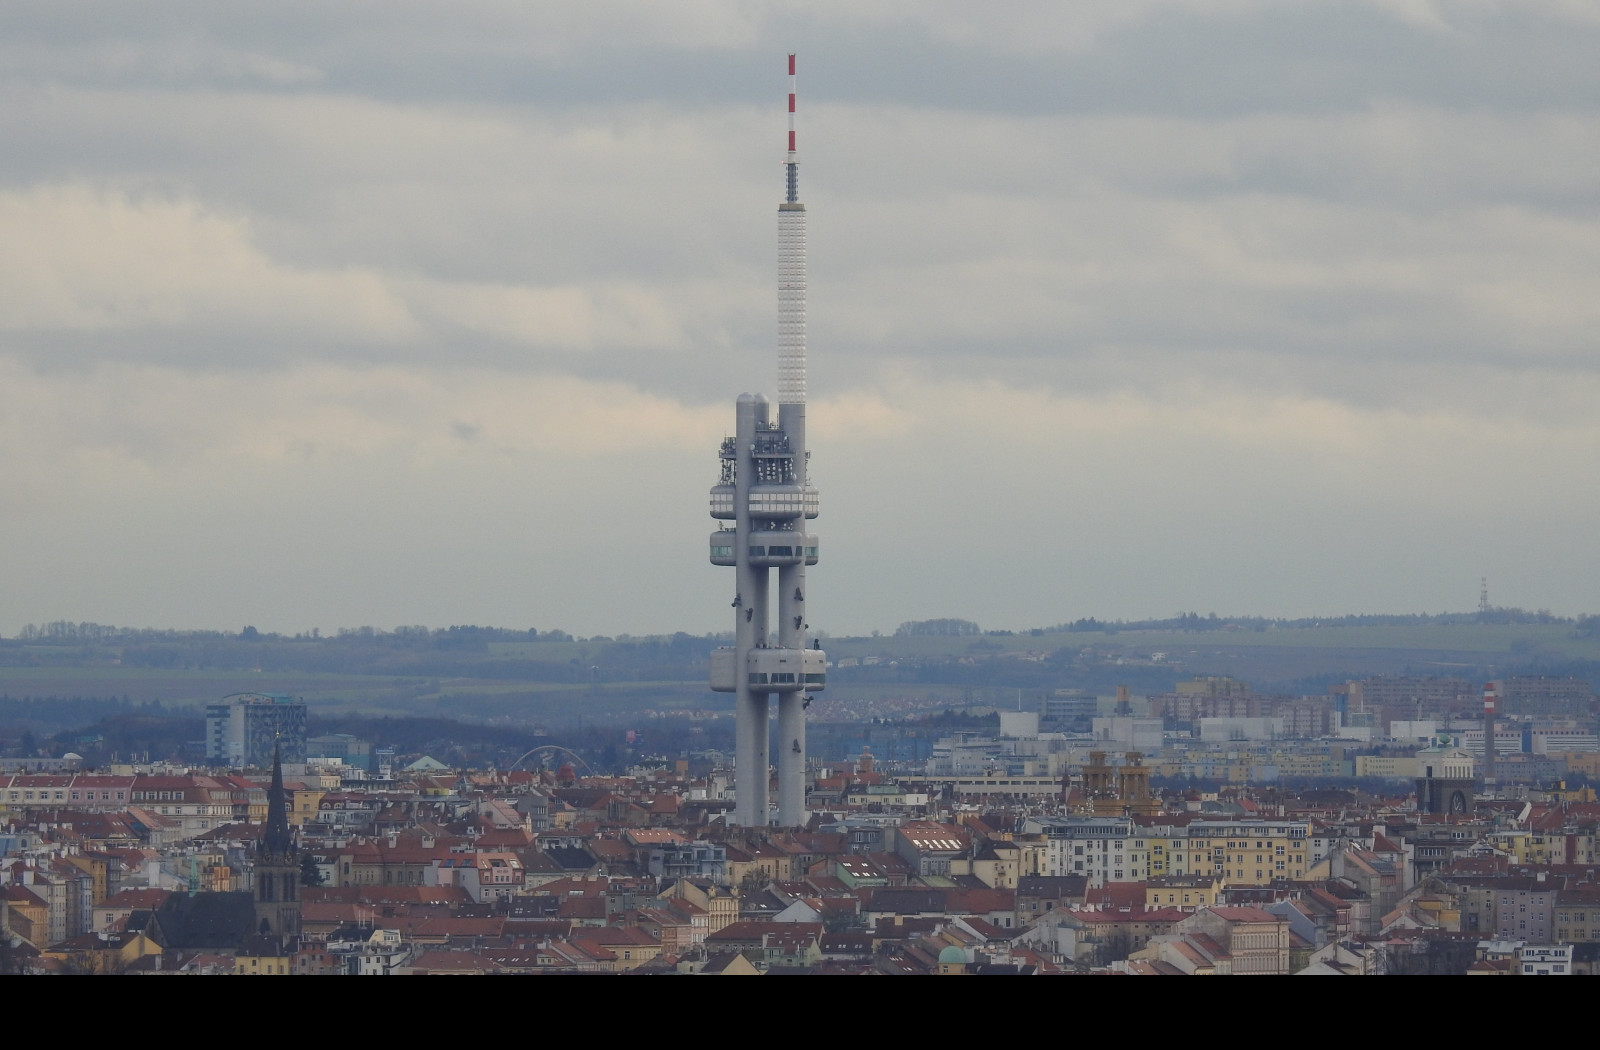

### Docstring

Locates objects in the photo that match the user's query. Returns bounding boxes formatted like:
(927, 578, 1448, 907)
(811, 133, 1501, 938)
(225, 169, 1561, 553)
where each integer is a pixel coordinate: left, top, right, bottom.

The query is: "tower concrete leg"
(736, 689, 770, 825)
(777, 691, 806, 826)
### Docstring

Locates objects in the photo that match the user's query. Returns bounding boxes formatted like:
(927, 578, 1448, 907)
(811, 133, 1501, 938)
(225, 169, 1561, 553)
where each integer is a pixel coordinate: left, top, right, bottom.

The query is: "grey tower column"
(776, 400, 807, 827)
(734, 393, 771, 827)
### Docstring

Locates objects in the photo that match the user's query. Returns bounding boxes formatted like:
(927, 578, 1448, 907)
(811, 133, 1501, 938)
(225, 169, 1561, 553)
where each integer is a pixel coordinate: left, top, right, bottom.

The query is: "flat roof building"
(206, 692, 306, 768)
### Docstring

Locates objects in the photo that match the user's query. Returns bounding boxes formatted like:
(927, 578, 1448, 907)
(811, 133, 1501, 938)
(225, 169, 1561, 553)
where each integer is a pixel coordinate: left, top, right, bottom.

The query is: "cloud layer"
(0, 2, 1596, 635)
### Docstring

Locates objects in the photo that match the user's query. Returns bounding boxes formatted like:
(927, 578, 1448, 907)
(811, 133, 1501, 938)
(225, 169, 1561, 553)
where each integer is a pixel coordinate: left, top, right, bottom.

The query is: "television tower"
(708, 53, 825, 826)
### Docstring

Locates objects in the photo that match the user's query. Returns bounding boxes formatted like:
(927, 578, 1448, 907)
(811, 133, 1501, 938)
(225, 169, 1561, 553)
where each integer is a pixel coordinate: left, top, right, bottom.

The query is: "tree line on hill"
(0, 625, 728, 681)
(1056, 608, 1578, 633)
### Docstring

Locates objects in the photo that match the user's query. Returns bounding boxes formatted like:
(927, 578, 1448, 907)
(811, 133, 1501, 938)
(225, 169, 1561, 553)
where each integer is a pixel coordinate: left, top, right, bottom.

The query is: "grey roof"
(149, 892, 257, 951)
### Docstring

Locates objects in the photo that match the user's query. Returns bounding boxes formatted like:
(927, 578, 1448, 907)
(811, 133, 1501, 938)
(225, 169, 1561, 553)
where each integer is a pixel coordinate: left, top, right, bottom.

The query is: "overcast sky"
(1, 1, 1597, 638)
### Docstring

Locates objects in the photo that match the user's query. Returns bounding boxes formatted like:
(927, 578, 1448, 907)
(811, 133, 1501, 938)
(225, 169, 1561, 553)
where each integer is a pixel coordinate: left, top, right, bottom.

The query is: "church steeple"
(263, 741, 292, 856)
(253, 739, 301, 941)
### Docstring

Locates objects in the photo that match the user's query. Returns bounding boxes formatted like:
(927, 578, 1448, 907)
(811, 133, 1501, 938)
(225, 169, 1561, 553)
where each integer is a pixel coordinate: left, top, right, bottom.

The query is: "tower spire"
(785, 52, 799, 203)
(263, 739, 291, 856)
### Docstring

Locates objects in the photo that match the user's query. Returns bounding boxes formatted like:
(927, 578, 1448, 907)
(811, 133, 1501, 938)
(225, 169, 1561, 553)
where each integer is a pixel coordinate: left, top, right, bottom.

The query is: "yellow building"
(59, 853, 115, 906)
(1145, 875, 1223, 909)
(1148, 821, 1311, 886)
(1011, 835, 1050, 877)
(663, 878, 738, 936)
(288, 786, 328, 826)
(1275, 752, 1347, 779)
(1355, 755, 1418, 779)
(1485, 830, 1567, 866)
(236, 949, 293, 975)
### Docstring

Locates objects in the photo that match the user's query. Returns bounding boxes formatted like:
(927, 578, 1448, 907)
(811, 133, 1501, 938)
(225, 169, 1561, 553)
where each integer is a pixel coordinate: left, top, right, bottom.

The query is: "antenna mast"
(777, 53, 806, 404)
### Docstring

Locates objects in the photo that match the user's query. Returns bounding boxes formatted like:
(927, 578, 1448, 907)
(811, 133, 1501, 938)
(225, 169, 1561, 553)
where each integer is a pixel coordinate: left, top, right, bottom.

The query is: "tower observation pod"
(709, 53, 824, 827)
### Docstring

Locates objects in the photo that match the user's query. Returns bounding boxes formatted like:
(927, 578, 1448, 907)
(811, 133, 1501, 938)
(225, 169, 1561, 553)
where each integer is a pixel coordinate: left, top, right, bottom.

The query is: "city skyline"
(1, 5, 1598, 637)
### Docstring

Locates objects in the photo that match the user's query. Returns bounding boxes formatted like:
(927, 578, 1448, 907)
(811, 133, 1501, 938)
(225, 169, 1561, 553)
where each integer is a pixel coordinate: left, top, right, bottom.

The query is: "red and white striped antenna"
(785, 53, 799, 202)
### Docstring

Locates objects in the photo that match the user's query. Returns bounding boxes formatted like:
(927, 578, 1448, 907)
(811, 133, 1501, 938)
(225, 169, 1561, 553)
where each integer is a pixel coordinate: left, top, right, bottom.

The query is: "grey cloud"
(3, 3, 1599, 118)
(0, 3, 1597, 633)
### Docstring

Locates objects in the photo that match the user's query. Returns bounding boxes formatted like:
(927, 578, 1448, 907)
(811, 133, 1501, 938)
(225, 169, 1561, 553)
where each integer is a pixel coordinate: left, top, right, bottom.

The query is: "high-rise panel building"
(205, 692, 307, 768)
(708, 55, 825, 826)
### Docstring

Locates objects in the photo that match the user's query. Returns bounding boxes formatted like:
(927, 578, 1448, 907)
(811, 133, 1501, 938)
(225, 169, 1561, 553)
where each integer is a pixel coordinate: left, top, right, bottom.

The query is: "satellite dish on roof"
(63, 752, 83, 761)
